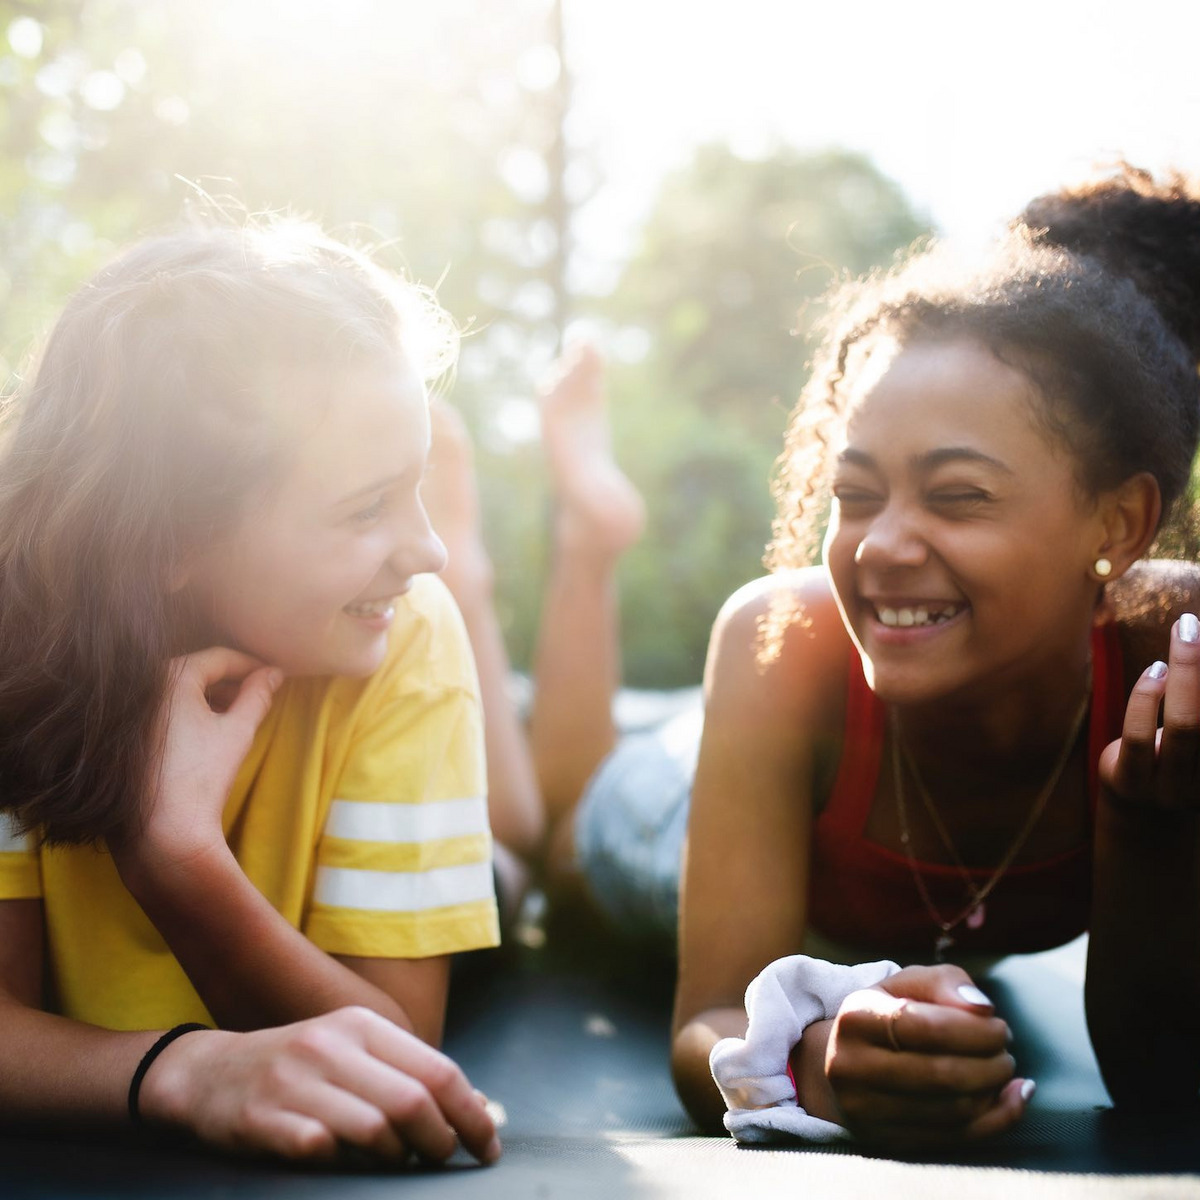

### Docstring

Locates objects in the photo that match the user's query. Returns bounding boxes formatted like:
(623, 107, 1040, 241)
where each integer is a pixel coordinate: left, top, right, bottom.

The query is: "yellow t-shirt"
(0, 574, 500, 1031)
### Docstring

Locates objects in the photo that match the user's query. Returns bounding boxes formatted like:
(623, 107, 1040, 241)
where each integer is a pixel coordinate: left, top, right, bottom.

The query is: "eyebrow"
(332, 470, 407, 509)
(836, 446, 1014, 475)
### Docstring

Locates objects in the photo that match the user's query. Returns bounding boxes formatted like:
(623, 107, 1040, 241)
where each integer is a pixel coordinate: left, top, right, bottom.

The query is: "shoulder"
(706, 567, 852, 734)
(1108, 559, 1200, 670)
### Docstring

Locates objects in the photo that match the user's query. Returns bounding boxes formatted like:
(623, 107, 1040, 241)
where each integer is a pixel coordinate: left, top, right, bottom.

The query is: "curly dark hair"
(761, 165, 1200, 654)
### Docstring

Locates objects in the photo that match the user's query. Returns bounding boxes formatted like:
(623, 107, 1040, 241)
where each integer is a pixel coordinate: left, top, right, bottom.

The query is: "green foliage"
(0, 3, 929, 686)
(491, 144, 929, 685)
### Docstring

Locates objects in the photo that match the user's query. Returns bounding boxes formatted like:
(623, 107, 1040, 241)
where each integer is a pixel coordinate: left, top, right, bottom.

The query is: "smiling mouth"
(871, 602, 966, 629)
(344, 597, 397, 619)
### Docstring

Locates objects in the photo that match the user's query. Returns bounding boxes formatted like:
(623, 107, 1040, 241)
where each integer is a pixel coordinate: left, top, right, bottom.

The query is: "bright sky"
(566, 0, 1200, 272)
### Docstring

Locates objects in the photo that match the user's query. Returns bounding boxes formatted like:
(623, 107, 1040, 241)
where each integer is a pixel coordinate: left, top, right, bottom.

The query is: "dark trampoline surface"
(4, 917, 1199, 1199)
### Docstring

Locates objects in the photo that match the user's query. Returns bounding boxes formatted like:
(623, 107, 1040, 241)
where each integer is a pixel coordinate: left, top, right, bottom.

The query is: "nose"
(852, 501, 928, 570)
(386, 500, 448, 583)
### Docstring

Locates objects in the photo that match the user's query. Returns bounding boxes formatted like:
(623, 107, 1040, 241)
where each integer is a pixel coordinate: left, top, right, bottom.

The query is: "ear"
(1091, 472, 1161, 582)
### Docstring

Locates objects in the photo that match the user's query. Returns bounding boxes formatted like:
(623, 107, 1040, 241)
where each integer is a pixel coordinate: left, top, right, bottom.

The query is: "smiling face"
(178, 355, 447, 678)
(822, 335, 1106, 705)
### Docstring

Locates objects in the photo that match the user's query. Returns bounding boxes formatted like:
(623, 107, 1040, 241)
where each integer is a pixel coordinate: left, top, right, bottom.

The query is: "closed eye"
(927, 489, 991, 507)
(349, 493, 390, 525)
(832, 486, 883, 509)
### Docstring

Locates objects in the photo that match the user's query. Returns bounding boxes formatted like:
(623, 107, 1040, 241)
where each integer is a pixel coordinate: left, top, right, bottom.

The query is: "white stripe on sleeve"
(324, 795, 488, 844)
(313, 860, 495, 913)
(0, 812, 30, 854)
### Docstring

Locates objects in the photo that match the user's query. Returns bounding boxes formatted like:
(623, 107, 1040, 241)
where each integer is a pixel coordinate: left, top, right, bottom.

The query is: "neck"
(892, 633, 1093, 769)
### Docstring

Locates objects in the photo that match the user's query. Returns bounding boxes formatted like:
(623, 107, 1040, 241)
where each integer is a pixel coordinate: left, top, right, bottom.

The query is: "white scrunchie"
(709, 954, 900, 1144)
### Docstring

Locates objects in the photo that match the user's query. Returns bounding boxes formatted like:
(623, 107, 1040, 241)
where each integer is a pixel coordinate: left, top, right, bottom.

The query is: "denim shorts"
(572, 704, 702, 943)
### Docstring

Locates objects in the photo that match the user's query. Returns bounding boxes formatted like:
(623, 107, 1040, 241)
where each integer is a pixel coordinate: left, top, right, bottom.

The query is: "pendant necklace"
(889, 674, 1091, 962)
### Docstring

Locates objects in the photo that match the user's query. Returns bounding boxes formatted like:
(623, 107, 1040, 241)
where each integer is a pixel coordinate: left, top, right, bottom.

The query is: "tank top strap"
(821, 643, 885, 836)
(822, 621, 1125, 834)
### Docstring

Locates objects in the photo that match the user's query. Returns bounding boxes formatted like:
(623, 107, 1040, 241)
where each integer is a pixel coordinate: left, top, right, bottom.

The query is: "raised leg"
(529, 345, 645, 825)
(425, 399, 545, 870)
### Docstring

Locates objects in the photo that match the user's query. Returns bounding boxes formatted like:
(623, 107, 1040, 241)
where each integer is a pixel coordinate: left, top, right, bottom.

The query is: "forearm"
(1086, 800, 1200, 1106)
(0, 999, 159, 1125)
(670, 1007, 748, 1132)
(117, 843, 417, 1035)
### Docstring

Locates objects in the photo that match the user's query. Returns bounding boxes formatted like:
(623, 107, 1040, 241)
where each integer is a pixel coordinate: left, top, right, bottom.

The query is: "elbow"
(670, 1025, 728, 1135)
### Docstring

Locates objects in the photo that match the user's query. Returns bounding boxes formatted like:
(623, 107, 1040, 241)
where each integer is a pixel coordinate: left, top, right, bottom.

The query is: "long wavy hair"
(761, 165, 1200, 658)
(0, 220, 456, 845)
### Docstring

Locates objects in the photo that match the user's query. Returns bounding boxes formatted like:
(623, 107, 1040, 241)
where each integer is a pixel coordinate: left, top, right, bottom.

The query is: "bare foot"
(539, 344, 645, 558)
(425, 399, 493, 604)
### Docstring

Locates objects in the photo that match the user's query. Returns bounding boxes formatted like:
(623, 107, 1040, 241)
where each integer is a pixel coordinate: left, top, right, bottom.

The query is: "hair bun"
(1018, 163, 1200, 360)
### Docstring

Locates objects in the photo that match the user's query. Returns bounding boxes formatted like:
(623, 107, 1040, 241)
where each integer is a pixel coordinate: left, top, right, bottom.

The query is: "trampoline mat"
(4, 928, 1198, 1198)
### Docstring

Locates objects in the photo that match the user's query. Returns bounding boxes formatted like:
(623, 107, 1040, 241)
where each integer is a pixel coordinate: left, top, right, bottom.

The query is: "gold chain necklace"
(889, 679, 1091, 962)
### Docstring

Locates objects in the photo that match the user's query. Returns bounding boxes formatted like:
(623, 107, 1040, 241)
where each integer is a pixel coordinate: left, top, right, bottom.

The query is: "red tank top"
(807, 623, 1125, 956)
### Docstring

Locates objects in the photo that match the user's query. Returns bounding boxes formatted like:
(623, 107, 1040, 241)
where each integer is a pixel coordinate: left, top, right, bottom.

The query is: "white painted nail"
(957, 984, 992, 1007)
(1180, 613, 1199, 644)
(1020, 1078, 1037, 1103)
(1148, 660, 1168, 680)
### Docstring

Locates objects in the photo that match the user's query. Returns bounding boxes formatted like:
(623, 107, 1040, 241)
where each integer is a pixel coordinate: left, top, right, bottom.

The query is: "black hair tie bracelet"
(128, 1023, 210, 1124)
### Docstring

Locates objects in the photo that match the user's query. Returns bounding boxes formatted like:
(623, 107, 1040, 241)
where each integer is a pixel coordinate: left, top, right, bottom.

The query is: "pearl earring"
(1093, 557, 1113, 578)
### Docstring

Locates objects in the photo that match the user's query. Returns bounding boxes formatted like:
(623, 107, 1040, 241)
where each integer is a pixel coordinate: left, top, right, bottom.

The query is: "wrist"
(789, 1018, 841, 1124)
(114, 835, 237, 907)
(1097, 792, 1199, 851)
(135, 1027, 228, 1128)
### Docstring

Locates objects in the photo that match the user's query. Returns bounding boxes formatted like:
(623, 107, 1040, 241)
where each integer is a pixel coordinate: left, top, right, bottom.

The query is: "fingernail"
(1020, 1078, 1037, 1103)
(484, 1134, 502, 1164)
(1148, 660, 1168, 680)
(1180, 613, 1199, 644)
(957, 984, 993, 1008)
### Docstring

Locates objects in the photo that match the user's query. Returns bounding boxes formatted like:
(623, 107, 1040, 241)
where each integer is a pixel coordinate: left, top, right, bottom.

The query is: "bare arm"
(1089, 586, 1200, 1106)
(672, 573, 1026, 1142)
(0, 901, 497, 1161)
(671, 574, 831, 1130)
(108, 647, 453, 1040)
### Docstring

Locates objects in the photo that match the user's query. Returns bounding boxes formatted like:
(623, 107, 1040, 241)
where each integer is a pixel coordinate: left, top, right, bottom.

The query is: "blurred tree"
(599, 145, 930, 685)
(0, 0, 572, 401)
(0, 3, 928, 686)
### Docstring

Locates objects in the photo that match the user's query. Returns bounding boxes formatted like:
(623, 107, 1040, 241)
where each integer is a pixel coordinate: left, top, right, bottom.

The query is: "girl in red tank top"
(674, 167, 1200, 1146)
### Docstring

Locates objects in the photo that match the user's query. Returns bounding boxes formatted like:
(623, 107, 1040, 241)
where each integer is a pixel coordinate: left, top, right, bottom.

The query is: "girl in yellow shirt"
(0, 222, 501, 1164)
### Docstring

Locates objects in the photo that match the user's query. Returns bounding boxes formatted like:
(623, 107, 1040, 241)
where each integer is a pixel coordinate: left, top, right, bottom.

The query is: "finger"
(361, 1015, 499, 1164)
(236, 1108, 339, 1161)
(844, 987, 1007, 1056)
(877, 966, 996, 1014)
(179, 646, 270, 689)
(963, 1076, 1034, 1141)
(1106, 661, 1167, 798)
(275, 1079, 411, 1160)
(326, 1051, 458, 1162)
(836, 1084, 998, 1129)
(831, 1039, 1015, 1096)
(1159, 614, 1200, 803)
(224, 666, 284, 734)
(846, 998, 1010, 1058)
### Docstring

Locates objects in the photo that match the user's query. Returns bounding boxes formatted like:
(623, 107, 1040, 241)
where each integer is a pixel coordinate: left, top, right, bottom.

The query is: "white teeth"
(876, 604, 960, 628)
(345, 598, 396, 619)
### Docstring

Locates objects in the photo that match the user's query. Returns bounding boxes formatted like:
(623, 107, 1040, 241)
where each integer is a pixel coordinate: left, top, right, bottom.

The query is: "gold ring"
(885, 1000, 908, 1053)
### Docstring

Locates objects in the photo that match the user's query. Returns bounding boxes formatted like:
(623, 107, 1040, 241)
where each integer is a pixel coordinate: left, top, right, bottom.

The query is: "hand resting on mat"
(137, 1006, 500, 1164)
(793, 965, 1031, 1146)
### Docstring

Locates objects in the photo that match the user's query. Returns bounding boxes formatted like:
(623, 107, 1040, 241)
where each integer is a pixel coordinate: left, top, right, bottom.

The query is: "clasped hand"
(815, 965, 1029, 1145)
